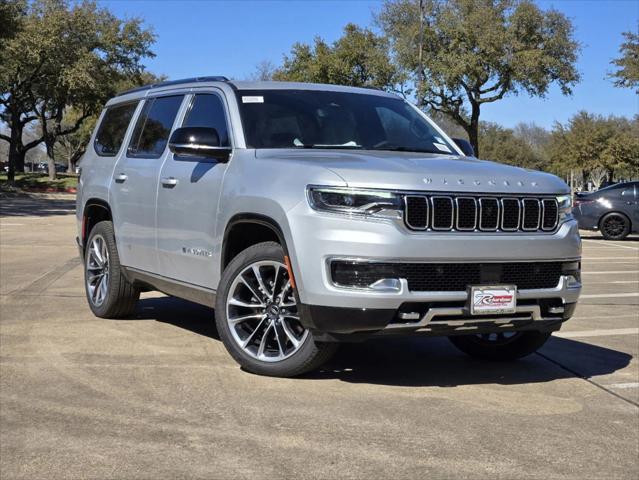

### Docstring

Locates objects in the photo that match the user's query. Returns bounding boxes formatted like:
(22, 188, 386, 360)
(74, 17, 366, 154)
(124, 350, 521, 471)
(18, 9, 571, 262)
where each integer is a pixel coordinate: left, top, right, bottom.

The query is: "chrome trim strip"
(386, 305, 549, 330)
(431, 196, 454, 230)
(500, 198, 521, 232)
(455, 197, 477, 231)
(404, 195, 429, 230)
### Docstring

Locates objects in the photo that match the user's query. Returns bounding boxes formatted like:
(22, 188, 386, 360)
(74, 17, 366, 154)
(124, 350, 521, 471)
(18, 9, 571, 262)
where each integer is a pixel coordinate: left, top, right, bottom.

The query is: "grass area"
(0, 172, 78, 192)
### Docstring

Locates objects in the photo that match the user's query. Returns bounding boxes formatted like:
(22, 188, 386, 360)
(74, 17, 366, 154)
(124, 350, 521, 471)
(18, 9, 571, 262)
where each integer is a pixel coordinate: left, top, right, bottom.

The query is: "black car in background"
(573, 181, 639, 240)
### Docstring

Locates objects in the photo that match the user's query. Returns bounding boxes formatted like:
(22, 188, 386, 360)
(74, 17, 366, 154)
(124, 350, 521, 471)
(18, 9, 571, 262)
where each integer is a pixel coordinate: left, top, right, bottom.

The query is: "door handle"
(114, 173, 127, 183)
(161, 177, 178, 188)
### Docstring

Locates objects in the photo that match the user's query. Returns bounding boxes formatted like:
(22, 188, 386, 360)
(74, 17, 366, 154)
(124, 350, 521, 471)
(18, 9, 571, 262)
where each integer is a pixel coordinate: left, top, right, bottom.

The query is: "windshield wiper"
(292, 139, 362, 149)
(373, 146, 451, 155)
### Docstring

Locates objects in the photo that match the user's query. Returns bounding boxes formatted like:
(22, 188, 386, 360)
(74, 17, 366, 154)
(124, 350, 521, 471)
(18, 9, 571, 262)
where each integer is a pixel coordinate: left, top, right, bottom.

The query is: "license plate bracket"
(469, 285, 517, 315)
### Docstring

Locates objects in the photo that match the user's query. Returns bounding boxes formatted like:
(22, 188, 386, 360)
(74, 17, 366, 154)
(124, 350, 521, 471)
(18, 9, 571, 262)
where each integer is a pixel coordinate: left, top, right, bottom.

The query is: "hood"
(255, 149, 569, 195)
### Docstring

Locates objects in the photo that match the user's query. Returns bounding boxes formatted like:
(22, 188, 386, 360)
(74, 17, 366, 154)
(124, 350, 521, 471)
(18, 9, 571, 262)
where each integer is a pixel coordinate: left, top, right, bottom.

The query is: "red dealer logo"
(474, 293, 514, 307)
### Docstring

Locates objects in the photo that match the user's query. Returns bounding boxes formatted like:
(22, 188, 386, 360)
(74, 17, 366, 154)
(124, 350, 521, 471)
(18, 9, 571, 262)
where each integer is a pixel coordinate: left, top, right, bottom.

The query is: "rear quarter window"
(94, 102, 138, 157)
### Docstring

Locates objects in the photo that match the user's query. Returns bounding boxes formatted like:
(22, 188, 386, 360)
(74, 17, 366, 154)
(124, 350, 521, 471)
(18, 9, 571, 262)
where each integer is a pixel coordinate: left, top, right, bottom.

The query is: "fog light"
(566, 275, 581, 288)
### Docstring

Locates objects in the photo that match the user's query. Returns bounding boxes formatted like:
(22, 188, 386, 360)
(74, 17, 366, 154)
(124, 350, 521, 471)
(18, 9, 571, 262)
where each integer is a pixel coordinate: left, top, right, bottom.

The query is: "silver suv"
(76, 77, 582, 377)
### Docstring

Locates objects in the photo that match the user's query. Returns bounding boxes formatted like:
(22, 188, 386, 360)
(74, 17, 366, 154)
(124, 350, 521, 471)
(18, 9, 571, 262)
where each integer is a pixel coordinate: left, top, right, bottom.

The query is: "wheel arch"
(221, 214, 290, 274)
(82, 199, 113, 251)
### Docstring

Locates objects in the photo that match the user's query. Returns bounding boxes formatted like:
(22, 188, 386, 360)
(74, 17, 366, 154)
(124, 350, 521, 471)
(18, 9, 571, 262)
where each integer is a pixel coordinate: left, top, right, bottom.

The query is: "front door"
(110, 94, 186, 273)
(156, 91, 232, 288)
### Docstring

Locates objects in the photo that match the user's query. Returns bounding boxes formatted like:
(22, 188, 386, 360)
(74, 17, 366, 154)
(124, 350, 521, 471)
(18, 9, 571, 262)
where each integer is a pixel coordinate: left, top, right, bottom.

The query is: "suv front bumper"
(287, 205, 581, 336)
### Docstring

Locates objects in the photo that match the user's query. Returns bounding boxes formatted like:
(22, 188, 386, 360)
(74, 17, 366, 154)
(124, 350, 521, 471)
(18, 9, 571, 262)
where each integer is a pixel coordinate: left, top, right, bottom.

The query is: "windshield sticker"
(433, 143, 452, 153)
(242, 96, 264, 103)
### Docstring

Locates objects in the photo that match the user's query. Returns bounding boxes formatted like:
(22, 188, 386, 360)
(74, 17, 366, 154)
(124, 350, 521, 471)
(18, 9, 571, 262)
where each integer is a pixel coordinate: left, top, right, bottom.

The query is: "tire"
(84, 221, 140, 318)
(600, 212, 631, 240)
(215, 241, 337, 377)
(448, 331, 551, 361)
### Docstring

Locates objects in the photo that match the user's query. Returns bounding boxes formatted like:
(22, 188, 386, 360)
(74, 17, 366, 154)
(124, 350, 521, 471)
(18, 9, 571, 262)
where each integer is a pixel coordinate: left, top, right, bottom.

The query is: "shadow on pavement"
(0, 194, 76, 217)
(123, 296, 632, 388)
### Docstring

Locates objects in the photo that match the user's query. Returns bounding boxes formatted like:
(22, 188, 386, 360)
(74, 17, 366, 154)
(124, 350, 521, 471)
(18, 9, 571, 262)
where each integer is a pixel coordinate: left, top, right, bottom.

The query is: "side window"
(183, 94, 230, 146)
(94, 102, 138, 156)
(128, 95, 184, 158)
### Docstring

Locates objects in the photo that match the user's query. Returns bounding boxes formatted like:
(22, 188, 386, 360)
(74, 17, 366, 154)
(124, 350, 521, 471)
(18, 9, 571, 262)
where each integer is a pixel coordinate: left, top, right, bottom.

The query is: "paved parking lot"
(1, 194, 638, 479)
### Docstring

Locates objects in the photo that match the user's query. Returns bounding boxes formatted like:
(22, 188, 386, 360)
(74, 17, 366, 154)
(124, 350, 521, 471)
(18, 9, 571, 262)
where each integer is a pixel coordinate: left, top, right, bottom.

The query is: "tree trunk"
(468, 102, 481, 157)
(45, 137, 57, 181)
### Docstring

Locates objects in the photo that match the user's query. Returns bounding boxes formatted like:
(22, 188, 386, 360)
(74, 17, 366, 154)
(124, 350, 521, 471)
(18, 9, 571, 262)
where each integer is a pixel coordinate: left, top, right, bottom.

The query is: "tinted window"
(128, 95, 184, 158)
(183, 94, 230, 146)
(235, 89, 457, 154)
(94, 102, 138, 156)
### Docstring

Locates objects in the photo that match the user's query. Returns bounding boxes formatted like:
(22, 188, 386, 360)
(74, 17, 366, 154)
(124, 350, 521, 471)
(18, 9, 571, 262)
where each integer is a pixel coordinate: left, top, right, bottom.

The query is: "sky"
(99, 0, 639, 129)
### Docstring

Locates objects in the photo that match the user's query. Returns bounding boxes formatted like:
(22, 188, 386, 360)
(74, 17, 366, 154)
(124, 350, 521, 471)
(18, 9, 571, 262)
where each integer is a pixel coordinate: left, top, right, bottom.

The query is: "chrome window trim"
(455, 197, 477, 231)
(478, 197, 500, 231)
(500, 198, 521, 232)
(431, 196, 454, 230)
(404, 195, 429, 230)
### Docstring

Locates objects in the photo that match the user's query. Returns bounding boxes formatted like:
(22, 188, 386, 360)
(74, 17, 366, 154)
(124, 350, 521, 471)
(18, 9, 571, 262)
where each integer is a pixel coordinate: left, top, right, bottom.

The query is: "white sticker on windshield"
(242, 96, 264, 103)
(433, 143, 452, 153)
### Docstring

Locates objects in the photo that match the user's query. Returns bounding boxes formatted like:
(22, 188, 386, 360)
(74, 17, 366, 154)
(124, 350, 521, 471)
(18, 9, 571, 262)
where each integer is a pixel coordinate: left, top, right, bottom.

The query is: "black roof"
(116, 76, 229, 97)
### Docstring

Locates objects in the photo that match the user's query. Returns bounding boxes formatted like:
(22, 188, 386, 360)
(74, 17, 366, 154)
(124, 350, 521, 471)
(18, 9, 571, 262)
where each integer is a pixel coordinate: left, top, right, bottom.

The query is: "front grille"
(403, 194, 558, 233)
(331, 261, 564, 291)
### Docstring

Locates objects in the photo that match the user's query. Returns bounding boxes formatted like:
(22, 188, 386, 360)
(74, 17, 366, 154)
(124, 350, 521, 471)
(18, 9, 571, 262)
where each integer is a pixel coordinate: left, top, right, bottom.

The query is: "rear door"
(156, 91, 233, 288)
(110, 94, 186, 273)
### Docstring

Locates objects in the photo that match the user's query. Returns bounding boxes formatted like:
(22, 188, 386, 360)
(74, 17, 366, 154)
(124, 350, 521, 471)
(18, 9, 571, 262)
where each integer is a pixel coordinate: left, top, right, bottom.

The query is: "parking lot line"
(582, 240, 639, 251)
(581, 270, 639, 275)
(555, 327, 639, 338)
(580, 293, 639, 298)
(606, 383, 639, 389)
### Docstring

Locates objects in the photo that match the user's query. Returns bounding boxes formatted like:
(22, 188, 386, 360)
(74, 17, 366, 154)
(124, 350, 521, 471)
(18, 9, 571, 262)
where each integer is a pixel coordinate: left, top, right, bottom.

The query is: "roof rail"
(116, 76, 230, 97)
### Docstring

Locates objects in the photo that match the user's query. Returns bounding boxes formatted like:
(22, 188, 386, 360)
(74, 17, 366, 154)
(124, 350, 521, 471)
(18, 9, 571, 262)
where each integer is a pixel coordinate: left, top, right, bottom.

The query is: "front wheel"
(215, 241, 337, 377)
(600, 212, 630, 240)
(448, 331, 551, 361)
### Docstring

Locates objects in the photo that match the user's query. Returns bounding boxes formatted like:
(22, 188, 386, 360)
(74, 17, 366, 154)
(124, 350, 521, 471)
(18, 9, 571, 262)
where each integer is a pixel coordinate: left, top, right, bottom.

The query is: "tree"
(249, 60, 277, 81)
(273, 23, 401, 90)
(378, 0, 580, 156)
(548, 112, 639, 186)
(0, 0, 156, 182)
(478, 122, 543, 168)
(609, 26, 639, 93)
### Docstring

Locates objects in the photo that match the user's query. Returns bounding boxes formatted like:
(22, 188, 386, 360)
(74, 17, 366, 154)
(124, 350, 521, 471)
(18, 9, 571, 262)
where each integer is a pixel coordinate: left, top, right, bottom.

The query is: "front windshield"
(235, 89, 458, 155)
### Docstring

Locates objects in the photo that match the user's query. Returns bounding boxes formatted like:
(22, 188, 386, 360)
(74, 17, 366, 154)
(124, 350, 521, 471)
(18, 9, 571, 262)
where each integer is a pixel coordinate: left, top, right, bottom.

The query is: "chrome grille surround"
(403, 194, 559, 234)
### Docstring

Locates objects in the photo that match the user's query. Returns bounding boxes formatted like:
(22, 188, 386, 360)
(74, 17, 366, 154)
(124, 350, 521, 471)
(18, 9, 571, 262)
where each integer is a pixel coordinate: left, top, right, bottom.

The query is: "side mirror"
(168, 127, 231, 162)
(452, 138, 475, 157)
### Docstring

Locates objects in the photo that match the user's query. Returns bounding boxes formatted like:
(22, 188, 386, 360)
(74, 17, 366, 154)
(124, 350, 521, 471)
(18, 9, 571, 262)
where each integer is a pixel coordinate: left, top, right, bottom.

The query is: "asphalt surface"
(1, 194, 638, 479)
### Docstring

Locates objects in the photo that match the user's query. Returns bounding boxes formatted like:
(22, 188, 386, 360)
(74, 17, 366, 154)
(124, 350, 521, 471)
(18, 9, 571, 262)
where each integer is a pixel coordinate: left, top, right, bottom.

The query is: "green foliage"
(273, 23, 401, 90)
(478, 122, 544, 169)
(609, 27, 639, 93)
(0, 0, 156, 181)
(377, 0, 580, 154)
(548, 112, 639, 182)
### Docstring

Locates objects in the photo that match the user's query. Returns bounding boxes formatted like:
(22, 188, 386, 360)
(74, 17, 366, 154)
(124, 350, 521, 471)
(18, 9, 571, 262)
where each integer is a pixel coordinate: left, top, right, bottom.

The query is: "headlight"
(556, 194, 573, 223)
(308, 186, 402, 219)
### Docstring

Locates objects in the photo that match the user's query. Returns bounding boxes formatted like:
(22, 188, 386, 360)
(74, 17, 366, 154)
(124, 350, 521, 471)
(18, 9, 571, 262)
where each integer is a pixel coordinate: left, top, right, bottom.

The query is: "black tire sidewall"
(84, 221, 135, 317)
(449, 331, 552, 361)
(215, 241, 331, 377)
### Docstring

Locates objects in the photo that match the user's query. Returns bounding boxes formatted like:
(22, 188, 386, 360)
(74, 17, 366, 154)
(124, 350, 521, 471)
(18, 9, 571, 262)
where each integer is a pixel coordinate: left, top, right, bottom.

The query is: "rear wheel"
(600, 213, 630, 240)
(448, 331, 551, 361)
(84, 221, 139, 318)
(215, 241, 337, 377)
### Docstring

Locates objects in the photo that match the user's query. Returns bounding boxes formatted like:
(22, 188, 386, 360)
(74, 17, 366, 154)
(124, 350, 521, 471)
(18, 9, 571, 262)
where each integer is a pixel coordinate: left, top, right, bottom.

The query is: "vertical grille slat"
(522, 199, 541, 231)
(541, 199, 559, 231)
(479, 198, 499, 231)
(501, 198, 521, 231)
(404, 195, 429, 230)
(403, 193, 558, 233)
(455, 197, 477, 230)
(431, 197, 454, 230)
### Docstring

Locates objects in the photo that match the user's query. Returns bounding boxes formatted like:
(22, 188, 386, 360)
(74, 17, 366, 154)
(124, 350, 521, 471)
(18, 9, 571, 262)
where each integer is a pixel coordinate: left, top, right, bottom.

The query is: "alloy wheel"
(86, 234, 110, 307)
(225, 260, 308, 362)
(603, 215, 626, 238)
